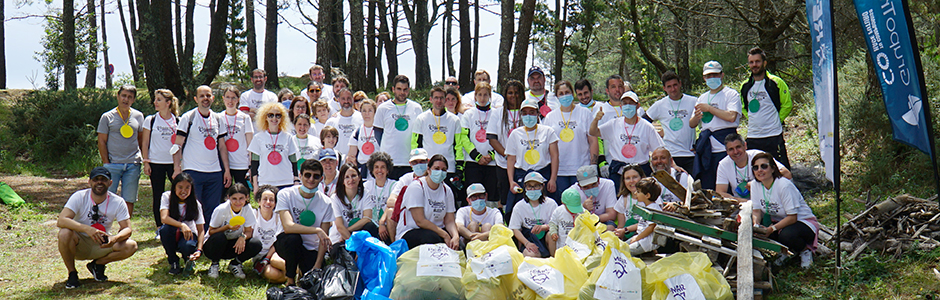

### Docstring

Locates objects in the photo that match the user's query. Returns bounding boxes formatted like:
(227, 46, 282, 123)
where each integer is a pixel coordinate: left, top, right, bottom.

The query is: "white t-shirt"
(597, 117, 664, 164)
(159, 191, 205, 233)
(220, 111, 254, 170)
(254, 209, 282, 253)
(462, 91, 505, 109)
(751, 178, 816, 232)
(696, 87, 742, 153)
(613, 194, 643, 224)
(295, 136, 323, 162)
(311, 120, 328, 140)
(549, 206, 580, 250)
(329, 192, 376, 243)
(374, 100, 424, 166)
(178, 108, 228, 173)
(455, 206, 504, 227)
(349, 125, 380, 164)
(646, 95, 697, 157)
(508, 199, 558, 230)
(65, 189, 131, 234)
(208, 200, 257, 231)
(485, 109, 521, 168)
(505, 125, 558, 171)
(274, 186, 334, 250)
(319, 176, 339, 198)
(526, 90, 560, 114)
(325, 112, 364, 156)
(395, 178, 457, 240)
(461, 107, 496, 165)
(414, 110, 462, 172)
(716, 149, 785, 198)
(364, 178, 397, 222)
(239, 89, 279, 112)
(634, 201, 660, 250)
(653, 168, 692, 205)
(144, 114, 178, 164)
(543, 106, 593, 176)
(247, 131, 299, 186)
(571, 178, 617, 217)
(745, 80, 783, 138)
(594, 103, 645, 162)
(391, 173, 419, 204)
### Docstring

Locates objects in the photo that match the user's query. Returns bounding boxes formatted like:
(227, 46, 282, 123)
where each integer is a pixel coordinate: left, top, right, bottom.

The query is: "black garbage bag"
(318, 247, 359, 300)
(267, 285, 317, 300)
(298, 268, 324, 295)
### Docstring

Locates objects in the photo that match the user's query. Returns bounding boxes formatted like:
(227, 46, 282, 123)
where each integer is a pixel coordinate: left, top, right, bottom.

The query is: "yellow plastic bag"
(390, 243, 468, 300)
(643, 252, 732, 300)
(515, 247, 589, 300)
(578, 232, 647, 300)
(462, 225, 526, 300)
(564, 213, 608, 272)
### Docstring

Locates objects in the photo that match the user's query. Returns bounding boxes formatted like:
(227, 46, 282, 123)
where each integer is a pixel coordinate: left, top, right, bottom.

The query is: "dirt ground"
(0, 175, 151, 213)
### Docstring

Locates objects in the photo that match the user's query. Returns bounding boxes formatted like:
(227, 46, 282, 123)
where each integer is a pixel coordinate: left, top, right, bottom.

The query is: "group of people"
(56, 46, 819, 289)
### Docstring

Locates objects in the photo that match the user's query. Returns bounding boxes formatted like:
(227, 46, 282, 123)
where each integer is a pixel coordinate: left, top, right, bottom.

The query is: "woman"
(293, 114, 323, 171)
(508, 172, 557, 258)
(347, 99, 382, 174)
(158, 173, 205, 275)
(395, 154, 459, 249)
(288, 96, 311, 134)
(366, 152, 397, 242)
(221, 86, 254, 189)
(330, 163, 379, 251)
(353, 91, 368, 111)
(204, 183, 263, 279)
(543, 81, 596, 198)
(142, 89, 180, 231)
(278, 88, 295, 110)
(317, 148, 341, 197)
(97, 85, 145, 217)
(375, 92, 391, 105)
(460, 82, 499, 210)
(613, 164, 646, 240)
(252, 185, 288, 283)
(505, 97, 559, 215)
(247, 103, 299, 193)
(487, 80, 524, 218)
(751, 152, 818, 269)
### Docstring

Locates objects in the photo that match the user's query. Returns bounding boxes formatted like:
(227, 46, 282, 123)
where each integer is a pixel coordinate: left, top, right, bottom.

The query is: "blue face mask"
(525, 189, 543, 201)
(471, 199, 487, 211)
(522, 115, 539, 128)
(412, 164, 428, 176)
(299, 185, 318, 194)
(622, 104, 637, 118)
(580, 99, 595, 108)
(706, 78, 723, 90)
(429, 169, 447, 184)
(558, 94, 574, 107)
(583, 187, 599, 198)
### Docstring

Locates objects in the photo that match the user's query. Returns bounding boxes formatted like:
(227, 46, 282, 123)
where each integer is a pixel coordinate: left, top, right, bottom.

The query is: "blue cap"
(527, 66, 545, 77)
(90, 166, 111, 180)
(318, 148, 338, 161)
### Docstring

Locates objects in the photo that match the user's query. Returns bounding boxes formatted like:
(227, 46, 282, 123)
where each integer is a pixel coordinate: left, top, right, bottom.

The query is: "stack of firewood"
(840, 194, 940, 260)
(652, 170, 740, 226)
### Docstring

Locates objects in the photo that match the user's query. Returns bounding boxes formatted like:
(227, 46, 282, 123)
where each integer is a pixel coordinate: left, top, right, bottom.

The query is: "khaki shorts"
(75, 233, 114, 260)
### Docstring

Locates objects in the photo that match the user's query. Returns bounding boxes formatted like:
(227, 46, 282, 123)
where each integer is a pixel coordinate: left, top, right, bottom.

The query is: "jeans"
(104, 163, 141, 204)
(159, 224, 198, 265)
(184, 170, 225, 222)
(554, 176, 578, 202)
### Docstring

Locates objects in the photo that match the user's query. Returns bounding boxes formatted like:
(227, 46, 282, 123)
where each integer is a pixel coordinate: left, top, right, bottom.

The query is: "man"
(305, 81, 326, 104)
(689, 61, 741, 190)
(58, 167, 138, 288)
(301, 65, 334, 101)
(374, 75, 425, 179)
(590, 91, 664, 191)
(462, 69, 505, 108)
(716, 133, 791, 202)
(594, 75, 646, 169)
(173, 85, 233, 222)
(444, 76, 459, 89)
(414, 86, 462, 175)
(325, 88, 363, 156)
(239, 69, 279, 125)
(741, 47, 792, 169)
(274, 160, 333, 285)
(97, 85, 145, 217)
(649, 147, 693, 209)
(328, 76, 351, 115)
(454, 183, 503, 242)
(646, 71, 697, 172)
(569, 165, 617, 229)
(525, 66, 559, 117)
(574, 79, 595, 109)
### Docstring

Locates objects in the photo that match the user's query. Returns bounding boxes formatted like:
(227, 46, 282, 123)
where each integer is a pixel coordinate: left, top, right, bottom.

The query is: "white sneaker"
(799, 250, 813, 269)
(208, 263, 220, 278)
(228, 262, 246, 279)
(774, 254, 790, 267)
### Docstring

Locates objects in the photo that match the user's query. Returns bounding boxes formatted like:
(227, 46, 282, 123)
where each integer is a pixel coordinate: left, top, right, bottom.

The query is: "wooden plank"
(634, 205, 789, 254)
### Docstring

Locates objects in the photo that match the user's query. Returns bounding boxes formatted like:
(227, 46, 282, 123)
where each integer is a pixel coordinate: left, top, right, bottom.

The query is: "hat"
(318, 148, 338, 161)
(702, 61, 723, 75)
(409, 148, 429, 162)
(576, 165, 598, 186)
(620, 91, 639, 103)
(466, 183, 486, 197)
(527, 66, 545, 77)
(523, 172, 546, 184)
(90, 166, 111, 180)
(562, 188, 584, 214)
(520, 98, 540, 110)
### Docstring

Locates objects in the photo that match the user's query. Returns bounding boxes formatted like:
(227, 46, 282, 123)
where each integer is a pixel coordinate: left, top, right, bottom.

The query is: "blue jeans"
(554, 176, 578, 202)
(184, 170, 225, 222)
(104, 163, 141, 203)
(159, 224, 198, 265)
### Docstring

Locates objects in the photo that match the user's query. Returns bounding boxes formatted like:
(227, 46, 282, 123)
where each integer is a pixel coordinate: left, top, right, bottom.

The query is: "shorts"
(75, 233, 114, 260)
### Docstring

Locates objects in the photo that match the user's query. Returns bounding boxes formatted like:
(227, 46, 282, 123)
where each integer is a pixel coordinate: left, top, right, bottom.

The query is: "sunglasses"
(445, 82, 458, 86)
(311, 88, 322, 92)
(752, 163, 771, 171)
(302, 173, 323, 180)
(267, 113, 283, 119)
(92, 205, 101, 223)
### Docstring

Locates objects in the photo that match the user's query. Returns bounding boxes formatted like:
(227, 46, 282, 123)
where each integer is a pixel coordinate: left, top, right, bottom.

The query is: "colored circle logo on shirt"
(91, 223, 107, 232)
(297, 158, 306, 170)
(394, 118, 409, 131)
(120, 124, 134, 138)
(475, 129, 487, 142)
(748, 100, 760, 113)
(559, 128, 574, 142)
(524, 149, 541, 165)
(432, 132, 447, 144)
(621, 144, 637, 158)
(229, 216, 245, 226)
(204, 136, 217, 150)
(702, 112, 714, 123)
(362, 142, 375, 155)
(535, 230, 546, 240)
(226, 138, 239, 152)
(299, 210, 317, 226)
(268, 151, 283, 165)
(539, 105, 551, 117)
(668, 118, 683, 131)
(171, 133, 177, 144)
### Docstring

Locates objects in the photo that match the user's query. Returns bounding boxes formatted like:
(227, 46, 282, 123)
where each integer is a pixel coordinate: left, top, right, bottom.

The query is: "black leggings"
(203, 233, 263, 263)
(275, 233, 320, 279)
(769, 221, 816, 253)
(401, 228, 445, 249)
(150, 163, 175, 228)
(230, 169, 249, 192)
(464, 163, 499, 202)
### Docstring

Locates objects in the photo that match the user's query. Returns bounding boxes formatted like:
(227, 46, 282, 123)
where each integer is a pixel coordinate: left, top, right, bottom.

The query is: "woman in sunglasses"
(750, 152, 818, 269)
(248, 103, 299, 194)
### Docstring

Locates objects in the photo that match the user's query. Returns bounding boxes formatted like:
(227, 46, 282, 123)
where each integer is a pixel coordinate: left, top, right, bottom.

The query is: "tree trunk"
(348, 0, 367, 90)
(366, 0, 377, 92)
(180, 0, 196, 92)
(471, 0, 478, 72)
(331, 0, 346, 72)
(377, 0, 398, 88)
(629, 0, 669, 76)
(128, 0, 144, 80)
(264, 0, 279, 89)
(401, 0, 435, 89)
(246, 0, 258, 70)
(457, 0, 471, 93)
(63, 0, 77, 91)
(101, 0, 112, 89)
(194, 0, 231, 86)
(316, 0, 333, 84)
(618, 21, 627, 77)
(495, 0, 513, 91)
(0, 0, 6, 89)
(444, 0, 455, 77)
(85, 0, 98, 88)
(552, 0, 562, 82)
(376, 36, 385, 88)
(508, 0, 536, 82)
(670, 6, 689, 90)
(138, 0, 185, 98)
(175, 0, 183, 64)
(117, 0, 139, 82)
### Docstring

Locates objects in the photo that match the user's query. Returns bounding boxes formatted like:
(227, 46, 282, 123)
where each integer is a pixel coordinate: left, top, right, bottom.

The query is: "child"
(613, 165, 646, 240)
(628, 178, 662, 256)
(455, 183, 503, 243)
(158, 173, 205, 275)
(204, 183, 263, 279)
(548, 187, 592, 256)
(252, 185, 288, 283)
(294, 113, 323, 170)
(508, 172, 558, 258)
(311, 100, 331, 139)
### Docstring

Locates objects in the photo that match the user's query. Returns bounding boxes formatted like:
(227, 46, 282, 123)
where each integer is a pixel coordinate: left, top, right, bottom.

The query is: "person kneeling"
(158, 173, 205, 275)
(509, 172, 558, 258)
(395, 154, 460, 250)
(204, 183, 263, 279)
(275, 160, 334, 286)
(456, 183, 504, 243)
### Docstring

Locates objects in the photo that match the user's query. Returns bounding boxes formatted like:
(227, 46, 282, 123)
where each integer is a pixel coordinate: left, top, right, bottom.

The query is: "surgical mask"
(522, 115, 539, 128)
(412, 164, 428, 176)
(622, 104, 637, 118)
(706, 78, 723, 90)
(525, 189, 542, 201)
(583, 187, 599, 198)
(471, 199, 487, 211)
(579, 99, 595, 108)
(558, 94, 574, 107)
(299, 185, 318, 194)
(429, 169, 447, 184)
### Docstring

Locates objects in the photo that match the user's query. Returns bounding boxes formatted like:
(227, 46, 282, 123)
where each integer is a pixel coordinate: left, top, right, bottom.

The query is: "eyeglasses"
(267, 113, 283, 119)
(752, 163, 771, 171)
(91, 205, 101, 224)
(311, 88, 322, 92)
(445, 82, 458, 86)
(302, 173, 323, 180)
(468, 194, 487, 200)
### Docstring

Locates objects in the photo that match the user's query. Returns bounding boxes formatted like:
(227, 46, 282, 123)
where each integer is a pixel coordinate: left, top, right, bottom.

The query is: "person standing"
(239, 69, 279, 129)
(525, 66, 559, 117)
(461, 82, 499, 207)
(543, 81, 598, 194)
(505, 98, 559, 216)
(589, 92, 664, 191)
(740, 47, 792, 169)
(301, 65, 334, 101)
(221, 86, 255, 189)
(487, 80, 525, 213)
(97, 85, 145, 217)
(141, 89, 179, 229)
(413, 86, 462, 179)
(325, 88, 364, 156)
(374, 75, 424, 179)
(247, 103, 299, 192)
(645, 71, 697, 172)
(461, 69, 505, 109)
(689, 61, 741, 190)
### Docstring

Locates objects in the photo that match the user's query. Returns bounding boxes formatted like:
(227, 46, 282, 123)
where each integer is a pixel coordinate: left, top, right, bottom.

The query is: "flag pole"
(829, 0, 842, 285)
(900, 0, 940, 197)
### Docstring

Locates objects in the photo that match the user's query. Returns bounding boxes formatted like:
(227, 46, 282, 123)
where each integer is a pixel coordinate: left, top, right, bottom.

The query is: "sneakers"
(183, 260, 195, 275)
(773, 254, 790, 267)
(86, 260, 108, 281)
(208, 263, 220, 278)
(65, 271, 80, 289)
(799, 249, 813, 269)
(253, 258, 270, 274)
(229, 261, 246, 279)
(168, 262, 182, 275)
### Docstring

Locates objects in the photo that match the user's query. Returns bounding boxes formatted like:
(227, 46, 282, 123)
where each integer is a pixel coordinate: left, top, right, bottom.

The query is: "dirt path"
(0, 175, 151, 213)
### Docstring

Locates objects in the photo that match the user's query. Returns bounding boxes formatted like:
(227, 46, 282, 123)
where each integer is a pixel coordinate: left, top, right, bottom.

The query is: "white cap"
(524, 172, 547, 184)
(466, 183, 486, 197)
(620, 91, 640, 104)
(520, 98, 540, 110)
(703, 61, 723, 75)
(409, 148, 429, 162)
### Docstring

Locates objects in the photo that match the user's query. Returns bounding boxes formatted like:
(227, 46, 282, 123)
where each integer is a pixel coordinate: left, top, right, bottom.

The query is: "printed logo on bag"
(664, 273, 706, 300)
(529, 268, 551, 284)
(611, 256, 630, 278)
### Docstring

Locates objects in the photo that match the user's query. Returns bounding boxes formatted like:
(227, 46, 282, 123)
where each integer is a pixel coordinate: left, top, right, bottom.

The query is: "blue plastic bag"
(345, 231, 408, 300)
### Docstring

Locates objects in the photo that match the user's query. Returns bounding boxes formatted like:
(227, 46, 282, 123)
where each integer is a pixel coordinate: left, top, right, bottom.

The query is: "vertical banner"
(808, 0, 835, 181)
(854, 0, 932, 156)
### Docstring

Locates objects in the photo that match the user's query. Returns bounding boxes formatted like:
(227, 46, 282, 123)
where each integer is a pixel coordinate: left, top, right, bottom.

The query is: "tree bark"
(316, 0, 334, 83)
(0, 0, 6, 89)
(117, 0, 139, 82)
(471, 0, 478, 72)
(246, 0, 258, 70)
(264, 0, 279, 89)
(348, 0, 367, 90)
(495, 0, 513, 91)
(508, 0, 536, 82)
(331, 0, 346, 71)
(175, 0, 183, 63)
(128, 0, 144, 82)
(63, 0, 77, 91)
(366, 0, 377, 92)
(457, 0, 471, 93)
(138, 0, 185, 98)
(85, 0, 99, 88)
(180, 0, 196, 92)
(444, 0, 455, 77)
(553, 0, 562, 82)
(669, 5, 689, 90)
(102, 0, 112, 89)
(401, 0, 438, 89)
(194, 0, 231, 86)
(377, 0, 398, 88)
(629, 0, 669, 76)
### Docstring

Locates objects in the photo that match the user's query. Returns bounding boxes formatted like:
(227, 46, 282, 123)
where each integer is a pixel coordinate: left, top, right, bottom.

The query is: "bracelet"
(770, 225, 777, 232)
(195, 249, 202, 253)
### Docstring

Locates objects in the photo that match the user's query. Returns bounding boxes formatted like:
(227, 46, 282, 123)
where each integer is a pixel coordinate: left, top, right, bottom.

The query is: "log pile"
(652, 170, 739, 226)
(840, 194, 940, 260)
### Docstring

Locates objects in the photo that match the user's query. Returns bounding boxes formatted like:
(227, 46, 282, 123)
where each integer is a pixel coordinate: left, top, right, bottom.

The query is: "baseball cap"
(524, 172, 546, 184)
(318, 148, 338, 161)
(90, 166, 112, 180)
(561, 187, 584, 214)
(466, 183, 486, 197)
(520, 98, 540, 110)
(620, 91, 640, 103)
(527, 66, 545, 77)
(576, 165, 598, 186)
(409, 148, 429, 162)
(703, 61, 723, 75)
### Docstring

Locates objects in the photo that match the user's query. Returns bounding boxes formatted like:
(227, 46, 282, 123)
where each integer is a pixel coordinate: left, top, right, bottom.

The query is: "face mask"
(580, 99, 595, 108)
(706, 77, 723, 90)
(412, 164, 428, 176)
(525, 189, 542, 201)
(583, 187, 599, 198)
(558, 94, 574, 107)
(471, 199, 487, 211)
(522, 115, 539, 128)
(429, 169, 447, 184)
(299, 185, 318, 194)
(622, 105, 637, 118)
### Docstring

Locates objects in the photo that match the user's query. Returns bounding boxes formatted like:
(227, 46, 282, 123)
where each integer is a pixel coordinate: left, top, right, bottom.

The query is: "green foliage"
(35, 8, 99, 90)
(220, 0, 250, 83)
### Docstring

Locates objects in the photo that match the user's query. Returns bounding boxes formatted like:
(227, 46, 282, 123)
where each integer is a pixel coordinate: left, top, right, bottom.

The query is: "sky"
(4, 0, 525, 90)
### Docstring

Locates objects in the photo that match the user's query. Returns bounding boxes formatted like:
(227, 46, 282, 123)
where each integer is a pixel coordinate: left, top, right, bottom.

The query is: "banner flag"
(808, 0, 836, 181)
